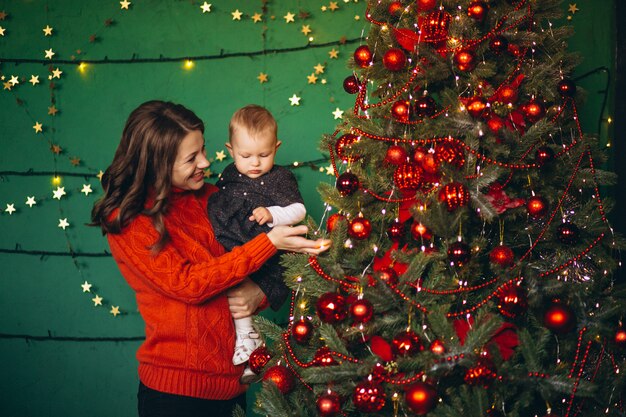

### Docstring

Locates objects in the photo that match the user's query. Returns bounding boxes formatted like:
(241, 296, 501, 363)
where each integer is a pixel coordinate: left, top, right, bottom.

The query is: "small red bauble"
(416, 0, 437, 11)
(387, 221, 404, 241)
(405, 382, 438, 415)
(421, 153, 439, 175)
(455, 50, 476, 71)
(435, 141, 465, 168)
(535, 146, 555, 166)
(496, 282, 528, 318)
(429, 339, 446, 355)
(467, 1, 488, 21)
(394, 162, 423, 191)
(263, 365, 295, 393)
(557, 222, 580, 245)
(248, 346, 272, 374)
(317, 392, 342, 417)
(383, 48, 407, 71)
(411, 222, 432, 241)
(414, 96, 437, 117)
(489, 244, 514, 267)
(343, 75, 360, 94)
(489, 35, 509, 54)
(464, 361, 496, 387)
(385, 144, 408, 165)
(438, 182, 470, 211)
(411, 146, 428, 165)
(466, 97, 487, 118)
(498, 85, 518, 104)
(354, 45, 372, 68)
(521, 100, 546, 123)
(388, 1, 404, 15)
(335, 133, 360, 163)
(392, 330, 421, 356)
(543, 302, 576, 334)
(316, 292, 348, 323)
(614, 327, 626, 349)
(313, 346, 339, 366)
(487, 115, 505, 134)
(291, 318, 314, 344)
(348, 217, 372, 239)
(326, 213, 345, 233)
(392, 100, 411, 121)
(352, 380, 386, 412)
(526, 196, 549, 219)
(447, 241, 471, 266)
(350, 298, 374, 323)
(336, 172, 360, 196)
(378, 267, 399, 286)
(557, 78, 576, 97)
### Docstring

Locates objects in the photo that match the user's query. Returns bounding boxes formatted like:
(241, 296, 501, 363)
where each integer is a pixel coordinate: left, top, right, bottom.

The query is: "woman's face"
(171, 130, 210, 191)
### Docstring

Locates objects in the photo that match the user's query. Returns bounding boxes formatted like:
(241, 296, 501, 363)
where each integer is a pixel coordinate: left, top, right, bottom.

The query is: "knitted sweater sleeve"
(107, 215, 277, 305)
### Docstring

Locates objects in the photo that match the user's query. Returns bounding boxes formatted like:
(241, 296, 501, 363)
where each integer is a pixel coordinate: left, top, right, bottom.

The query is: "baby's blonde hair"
(229, 104, 277, 143)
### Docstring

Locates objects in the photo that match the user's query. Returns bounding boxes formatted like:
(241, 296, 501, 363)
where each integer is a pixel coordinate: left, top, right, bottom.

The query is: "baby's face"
(227, 126, 281, 179)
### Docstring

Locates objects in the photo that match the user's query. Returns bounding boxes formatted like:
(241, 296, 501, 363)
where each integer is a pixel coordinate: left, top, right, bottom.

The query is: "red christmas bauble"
(614, 327, 626, 349)
(248, 346, 272, 374)
(455, 50, 476, 71)
(429, 339, 446, 355)
(336, 172, 360, 196)
(392, 100, 411, 121)
(354, 45, 372, 68)
(263, 365, 295, 393)
(557, 78, 576, 97)
(421, 153, 439, 175)
(498, 85, 518, 104)
(535, 146, 555, 166)
(543, 302, 576, 334)
(411, 222, 433, 241)
(487, 115, 505, 134)
(496, 282, 528, 318)
(411, 146, 428, 165)
(489, 244, 514, 267)
(438, 182, 470, 211)
(447, 241, 471, 266)
(394, 162, 423, 191)
(489, 35, 509, 54)
(317, 392, 342, 417)
(435, 141, 465, 167)
(521, 100, 546, 123)
(464, 361, 496, 387)
(416, 0, 437, 12)
(383, 48, 407, 71)
(343, 75, 360, 94)
(387, 221, 404, 241)
(348, 217, 372, 240)
(350, 298, 374, 323)
(392, 330, 421, 356)
(385, 144, 408, 165)
(388, 1, 404, 15)
(313, 346, 339, 366)
(316, 292, 348, 323)
(378, 267, 399, 286)
(326, 213, 346, 233)
(467, 1, 488, 21)
(352, 380, 386, 412)
(405, 382, 438, 415)
(526, 196, 549, 219)
(335, 133, 360, 163)
(291, 318, 314, 344)
(422, 10, 451, 43)
(414, 96, 437, 117)
(557, 222, 580, 245)
(466, 97, 487, 118)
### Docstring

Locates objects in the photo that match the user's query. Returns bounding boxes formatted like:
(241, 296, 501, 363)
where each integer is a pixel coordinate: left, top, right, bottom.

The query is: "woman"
(91, 100, 329, 417)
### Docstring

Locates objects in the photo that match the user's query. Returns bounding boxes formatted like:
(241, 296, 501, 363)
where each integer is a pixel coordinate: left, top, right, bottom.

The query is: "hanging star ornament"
(5, 203, 16, 215)
(231, 9, 243, 20)
(70, 157, 80, 166)
(81, 184, 93, 195)
(215, 150, 227, 161)
(43, 25, 53, 36)
(314, 63, 325, 74)
(257, 72, 268, 83)
(44, 48, 55, 59)
(307, 73, 318, 84)
(200, 2, 212, 13)
(51, 68, 63, 79)
(252, 12, 263, 23)
(329, 2, 340, 11)
(568, 3, 579, 13)
(53, 186, 66, 200)
(29, 75, 40, 85)
(332, 107, 344, 119)
(284, 12, 296, 23)
(58, 218, 70, 230)
(325, 164, 335, 175)
(25, 196, 37, 207)
(301, 25, 312, 35)
(92, 295, 103, 306)
(120, 0, 131, 10)
(33, 122, 43, 133)
(0, 11, 7, 20)
(0, 27, 6, 37)
(81, 281, 92, 292)
(289, 94, 301, 106)
(110, 306, 121, 316)
(9, 75, 19, 85)
(48, 105, 58, 116)
(328, 48, 339, 59)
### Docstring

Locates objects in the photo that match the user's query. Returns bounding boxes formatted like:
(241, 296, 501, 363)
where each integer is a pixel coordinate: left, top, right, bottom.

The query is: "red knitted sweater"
(107, 184, 277, 400)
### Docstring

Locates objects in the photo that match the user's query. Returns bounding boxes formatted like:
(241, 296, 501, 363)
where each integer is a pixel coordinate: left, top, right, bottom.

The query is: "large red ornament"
(489, 244, 514, 267)
(335, 133, 360, 163)
(326, 213, 345, 233)
(317, 392, 342, 417)
(291, 318, 314, 344)
(350, 298, 374, 323)
(352, 380, 386, 412)
(392, 100, 411, 121)
(421, 10, 451, 43)
(614, 327, 626, 349)
(557, 222, 580, 245)
(354, 45, 372, 68)
(526, 196, 549, 219)
(421, 153, 439, 175)
(348, 217, 372, 240)
(316, 292, 348, 323)
(521, 100, 546, 123)
(438, 182, 470, 211)
(411, 222, 432, 241)
(411, 147, 428, 165)
(343, 75, 360, 94)
(557, 78, 576, 97)
(466, 97, 487, 118)
(543, 301, 576, 334)
(489, 35, 509, 54)
(405, 382, 438, 415)
(387, 221, 404, 241)
(464, 361, 496, 387)
(435, 141, 465, 167)
(416, 0, 437, 12)
(248, 346, 272, 374)
(535, 146, 555, 166)
(455, 50, 476, 72)
(377, 267, 399, 286)
(263, 365, 295, 393)
(383, 48, 407, 71)
(388, 1, 404, 16)
(385, 144, 408, 165)
(394, 162, 423, 191)
(414, 96, 436, 117)
(336, 172, 360, 196)
(392, 330, 421, 356)
(467, 1, 488, 21)
(447, 241, 471, 266)
(496, 283, 528, 318)
(313, 346, 339, 366)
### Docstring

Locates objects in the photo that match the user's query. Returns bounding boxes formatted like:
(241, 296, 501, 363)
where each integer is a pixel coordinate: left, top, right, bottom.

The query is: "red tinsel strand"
(386, 282, 429, 313)
(309, 256, 359, 291)
(379, 371, 425, 385)
(565, 341, 592, 417)
(281, 348, 314, 392)
(282, 328, 360, 370)
(569, 328, 588, 378)
(409, 277, 499, 295)
(446, 278, 519, 318)
(382, 106, 451, 125)
(364, 188, 419, 203)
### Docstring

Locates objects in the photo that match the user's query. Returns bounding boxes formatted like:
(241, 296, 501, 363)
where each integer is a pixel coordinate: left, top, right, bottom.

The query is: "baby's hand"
(249, 207, 273, 225)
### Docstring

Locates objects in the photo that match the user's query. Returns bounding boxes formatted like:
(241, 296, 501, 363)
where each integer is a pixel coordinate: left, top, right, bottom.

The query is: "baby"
(207, 104, 306, 381)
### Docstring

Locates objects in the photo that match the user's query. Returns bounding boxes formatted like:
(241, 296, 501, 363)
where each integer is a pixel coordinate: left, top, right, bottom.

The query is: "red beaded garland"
(263, 365, 295, 393)
(291, 318, 314, 344)
(316, 292, 348, 323)
(350, 298, 374, 323)
(354, 45, 372, 68)
(392, 330, 421, 356)
(316, 392, 342, 417)
(352, 380, 386, 412)
(383, 48, 407, 71)
(405, 381, 438, 415)
(248, 346, 272, 374)
(335, 133, 360, 163)
(348, 217, 372, 239)
(489, 244, 514, 267)
(336, 172, 360, 196)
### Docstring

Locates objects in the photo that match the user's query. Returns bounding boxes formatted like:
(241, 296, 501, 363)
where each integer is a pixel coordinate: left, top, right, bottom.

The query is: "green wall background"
(0, 1, 615, 416)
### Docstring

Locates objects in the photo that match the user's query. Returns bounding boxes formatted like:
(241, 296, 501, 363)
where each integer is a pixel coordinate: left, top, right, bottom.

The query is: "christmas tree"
(252, 0, 626, 416)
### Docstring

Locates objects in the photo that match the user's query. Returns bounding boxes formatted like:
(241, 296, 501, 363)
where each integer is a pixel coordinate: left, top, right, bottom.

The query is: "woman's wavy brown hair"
(91, 100, 204, 252)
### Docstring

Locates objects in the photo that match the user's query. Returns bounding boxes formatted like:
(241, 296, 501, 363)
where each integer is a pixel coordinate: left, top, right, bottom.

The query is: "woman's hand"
(267, 225, 331, 255)
(227, 278, 265, 319)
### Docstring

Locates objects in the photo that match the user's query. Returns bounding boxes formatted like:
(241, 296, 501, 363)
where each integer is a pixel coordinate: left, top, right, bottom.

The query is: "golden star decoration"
(81, 184, 93, 195)
(203, 168, 212, 178)
(110, 306, 121, 316)
(325, 164, 335, 175)
(252, 12, 263, 23)
(52, 68, 63, 79)
(33, 122, 43, 133)
(44, 48, 55, 59)
(29, 75, 40, 85)
(329, 2, 339, 11)
(70, 157, 81, 166)
(332, 107, 344, 119)
(25, 196, 37, 207)
(58, 218, 70, 230)
(97, 170, 104, 181)
(307, 73, 318, 84)
(9, 75, 19, 85)
(81, 281, 92, 292)
(200, 2, 212, 13)
(215, 150, 227, 161)
(92, 295, 103, 306)
(48, 105, 59, 116)
(321, 6, 327, 11)
(257, 72, 268, 83)
(0, 26, 5, 37)
(568, 3, 579, 13)
(301, 25, 311, 35)
(231, 9, 243, 20)
(120, 0, 131, 10)
(284, 12, 295, 23)
(329, 48, 339, 59)
(51, 144, 62, 154)
(354, 15, 360, 21)
(43, 25, 53, 36)
(53, 186, 66, 200)
(289, 94, 301, 106)
(3, 81, 12, 90)
(5, 204, 16, 215)
(314, 63, 325, 74)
